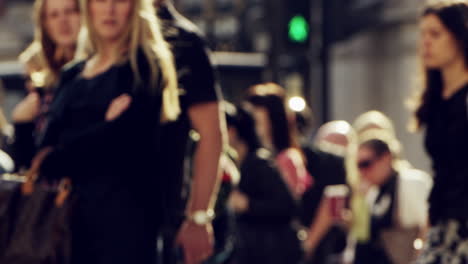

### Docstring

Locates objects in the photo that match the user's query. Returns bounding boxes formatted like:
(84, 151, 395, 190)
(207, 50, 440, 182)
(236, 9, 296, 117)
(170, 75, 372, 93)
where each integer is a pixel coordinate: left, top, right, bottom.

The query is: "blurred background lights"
(288, 96, 306, 112)
(414, 238, 424, 250)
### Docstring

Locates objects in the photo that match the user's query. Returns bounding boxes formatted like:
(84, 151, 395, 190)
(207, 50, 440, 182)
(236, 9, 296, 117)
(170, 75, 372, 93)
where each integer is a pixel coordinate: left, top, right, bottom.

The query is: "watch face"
(191, 210, 214, 225)
(194, 212, 206, 224)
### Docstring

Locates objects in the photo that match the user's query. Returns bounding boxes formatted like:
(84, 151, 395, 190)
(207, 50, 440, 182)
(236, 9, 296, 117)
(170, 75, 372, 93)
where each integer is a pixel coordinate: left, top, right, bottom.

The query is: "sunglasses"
(357, 156, 380, 169)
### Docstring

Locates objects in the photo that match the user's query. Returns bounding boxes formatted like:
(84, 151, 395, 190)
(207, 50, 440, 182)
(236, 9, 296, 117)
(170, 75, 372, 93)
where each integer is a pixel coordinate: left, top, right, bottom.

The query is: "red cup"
(324, 185, 349, 220)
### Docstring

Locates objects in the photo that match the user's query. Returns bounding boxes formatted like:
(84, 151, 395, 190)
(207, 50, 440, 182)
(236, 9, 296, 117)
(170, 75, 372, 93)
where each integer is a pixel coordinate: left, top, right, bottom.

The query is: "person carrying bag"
(0, 147, 73, 264)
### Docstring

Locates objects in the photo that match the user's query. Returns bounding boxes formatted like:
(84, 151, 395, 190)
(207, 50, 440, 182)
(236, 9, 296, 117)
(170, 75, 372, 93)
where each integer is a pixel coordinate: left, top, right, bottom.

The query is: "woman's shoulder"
(60, 60, 86, 83)
(50, 60, 85, 95)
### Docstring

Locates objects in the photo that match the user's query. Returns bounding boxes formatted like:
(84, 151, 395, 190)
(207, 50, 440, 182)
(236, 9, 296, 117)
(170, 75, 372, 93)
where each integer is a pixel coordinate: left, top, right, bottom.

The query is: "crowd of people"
(0, 0, 468, 264)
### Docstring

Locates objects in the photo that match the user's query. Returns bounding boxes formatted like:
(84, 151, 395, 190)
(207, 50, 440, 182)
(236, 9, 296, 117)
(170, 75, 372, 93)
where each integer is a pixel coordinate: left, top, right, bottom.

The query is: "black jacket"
(301, 146, 348, 264)
(237, 149, 296, 225)
(234, 149, 301, 264)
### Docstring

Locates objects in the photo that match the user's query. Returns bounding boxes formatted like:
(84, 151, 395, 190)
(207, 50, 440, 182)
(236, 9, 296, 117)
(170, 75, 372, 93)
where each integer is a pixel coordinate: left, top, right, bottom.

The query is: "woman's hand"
(105, 94, 132, 121)
(12, 92, 41, 123)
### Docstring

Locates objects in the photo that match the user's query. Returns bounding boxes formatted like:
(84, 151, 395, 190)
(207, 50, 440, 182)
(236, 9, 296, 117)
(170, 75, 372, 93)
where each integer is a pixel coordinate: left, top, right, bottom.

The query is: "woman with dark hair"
(412, 1, 468, 262)
(225, 103, 301, 264)
(245, 83, 312, 199)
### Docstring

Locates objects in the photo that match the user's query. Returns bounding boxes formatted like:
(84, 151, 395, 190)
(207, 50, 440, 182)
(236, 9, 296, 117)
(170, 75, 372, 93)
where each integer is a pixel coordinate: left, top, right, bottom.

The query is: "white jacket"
(397, 168, 433, 228)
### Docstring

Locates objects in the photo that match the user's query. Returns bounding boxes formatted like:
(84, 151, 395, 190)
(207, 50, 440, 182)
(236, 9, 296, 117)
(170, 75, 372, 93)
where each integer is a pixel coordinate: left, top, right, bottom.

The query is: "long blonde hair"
(19, 0, 80, 88)
(0, 81, 12, 144)
(76, 0, 180, 122)
(334, 126, 370, 242)
(0, 108, 10, 138)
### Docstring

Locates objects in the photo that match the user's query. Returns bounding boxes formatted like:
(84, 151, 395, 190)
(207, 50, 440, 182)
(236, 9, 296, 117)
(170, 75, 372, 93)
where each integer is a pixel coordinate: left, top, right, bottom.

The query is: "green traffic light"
(288, 15, 309, 43)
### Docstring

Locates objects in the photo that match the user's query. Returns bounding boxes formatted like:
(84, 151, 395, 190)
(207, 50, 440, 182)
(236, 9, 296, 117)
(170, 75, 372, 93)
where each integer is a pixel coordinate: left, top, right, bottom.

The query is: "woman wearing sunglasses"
(353, 129, 431, 264)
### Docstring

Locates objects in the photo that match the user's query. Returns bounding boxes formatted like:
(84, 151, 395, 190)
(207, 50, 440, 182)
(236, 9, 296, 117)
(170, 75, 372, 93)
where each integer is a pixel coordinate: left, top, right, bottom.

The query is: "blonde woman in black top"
(36, 0, 179, 263)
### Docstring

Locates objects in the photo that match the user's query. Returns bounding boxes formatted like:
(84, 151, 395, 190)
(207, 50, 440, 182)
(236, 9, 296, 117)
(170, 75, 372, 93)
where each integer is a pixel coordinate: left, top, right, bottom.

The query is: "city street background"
(0, 0, 431, 172)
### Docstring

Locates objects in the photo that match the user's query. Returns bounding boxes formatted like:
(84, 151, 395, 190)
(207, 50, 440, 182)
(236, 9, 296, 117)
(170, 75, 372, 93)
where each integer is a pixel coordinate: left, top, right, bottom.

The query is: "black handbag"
(0, 148, 73, 264)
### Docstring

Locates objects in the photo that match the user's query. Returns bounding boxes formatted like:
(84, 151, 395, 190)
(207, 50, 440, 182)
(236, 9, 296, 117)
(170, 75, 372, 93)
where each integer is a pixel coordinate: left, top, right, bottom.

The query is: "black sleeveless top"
(425, 84, 468, 223)
(35, 54, 166, 263)
(39, 55, 163, 205)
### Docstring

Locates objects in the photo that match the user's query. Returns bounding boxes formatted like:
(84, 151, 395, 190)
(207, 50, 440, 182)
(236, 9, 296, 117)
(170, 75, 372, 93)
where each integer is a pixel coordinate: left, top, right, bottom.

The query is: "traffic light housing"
(282, 1, 311, 53)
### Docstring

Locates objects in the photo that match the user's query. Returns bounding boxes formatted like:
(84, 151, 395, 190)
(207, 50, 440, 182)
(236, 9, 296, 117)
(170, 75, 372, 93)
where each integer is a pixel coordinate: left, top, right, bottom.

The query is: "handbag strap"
(22, 147, 53, 195)
(55, 178, 71, 207)
(21, 147, 71, 207)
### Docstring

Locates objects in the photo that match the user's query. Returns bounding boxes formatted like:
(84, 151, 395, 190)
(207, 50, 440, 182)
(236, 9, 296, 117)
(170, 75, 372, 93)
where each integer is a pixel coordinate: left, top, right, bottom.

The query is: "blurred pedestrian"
(19, 0, 80, 88)
(0, 105, 13, 174)
(225, 103, 301, 264)
(11, 0, 81, 171)
(314, 120, 354, 157)
(35, 0, 180, 263)
(245, 82, 312, 199)
(353, 110, 432, 213)
(354, 130, 431, 264)
(154, 0, 226, 263)
(301, 121, 352, 264)
(354, 110, 411, 172)
(411, 1, 468, 263)
(0, 80, 12, 150)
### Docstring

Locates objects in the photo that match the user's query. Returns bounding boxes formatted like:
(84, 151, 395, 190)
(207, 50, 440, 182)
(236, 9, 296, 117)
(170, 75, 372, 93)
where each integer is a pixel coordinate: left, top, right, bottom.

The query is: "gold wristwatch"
(187, 209, 215, 225)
